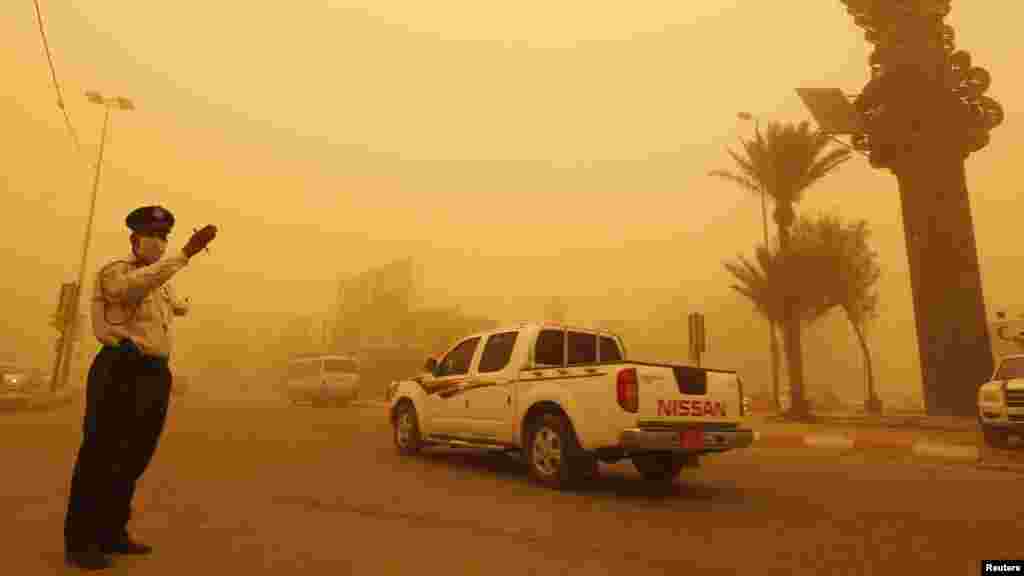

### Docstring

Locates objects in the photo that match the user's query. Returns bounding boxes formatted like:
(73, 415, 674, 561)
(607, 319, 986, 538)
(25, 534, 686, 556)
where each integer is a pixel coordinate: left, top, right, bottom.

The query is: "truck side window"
(568, 331, 597, 365)
(599, 336, 622, 362)
(479, 331, 518, 373)
(535, 329, 565, 367)
(437, 337, 480, 377)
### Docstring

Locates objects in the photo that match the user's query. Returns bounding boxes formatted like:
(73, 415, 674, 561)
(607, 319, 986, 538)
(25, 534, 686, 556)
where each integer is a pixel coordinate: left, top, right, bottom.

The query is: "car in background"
(285, 354, 362, 407)
(1, 361, 44, 408)
(978, 354, 1024, 448)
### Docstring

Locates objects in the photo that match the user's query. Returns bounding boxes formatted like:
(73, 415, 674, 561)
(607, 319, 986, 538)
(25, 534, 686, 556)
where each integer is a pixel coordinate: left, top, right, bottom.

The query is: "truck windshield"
(995, 357, 1024, 380)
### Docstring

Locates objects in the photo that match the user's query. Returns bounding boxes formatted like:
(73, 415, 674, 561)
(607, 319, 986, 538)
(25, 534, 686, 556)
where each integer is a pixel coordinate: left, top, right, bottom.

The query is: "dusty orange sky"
(2, 1, 1022, 401)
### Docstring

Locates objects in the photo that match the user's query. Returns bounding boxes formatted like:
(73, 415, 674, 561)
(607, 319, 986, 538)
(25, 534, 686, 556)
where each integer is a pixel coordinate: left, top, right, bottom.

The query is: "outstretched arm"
(101, 253, 190, 303)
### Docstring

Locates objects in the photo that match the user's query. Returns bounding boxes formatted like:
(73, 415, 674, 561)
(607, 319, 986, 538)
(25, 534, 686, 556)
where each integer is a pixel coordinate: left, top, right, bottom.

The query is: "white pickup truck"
(978, 354, 1024, 448)
(388, 322, 754, 489)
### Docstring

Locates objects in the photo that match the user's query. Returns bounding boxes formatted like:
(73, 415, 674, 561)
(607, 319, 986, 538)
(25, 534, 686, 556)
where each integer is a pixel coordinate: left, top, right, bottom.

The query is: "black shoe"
(100, 533, 153, 555)
(65, 547, 112, 570)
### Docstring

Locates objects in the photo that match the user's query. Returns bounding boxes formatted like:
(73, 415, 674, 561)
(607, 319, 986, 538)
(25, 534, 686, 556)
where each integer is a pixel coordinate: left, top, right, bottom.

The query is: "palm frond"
(708, 169, 761, 195)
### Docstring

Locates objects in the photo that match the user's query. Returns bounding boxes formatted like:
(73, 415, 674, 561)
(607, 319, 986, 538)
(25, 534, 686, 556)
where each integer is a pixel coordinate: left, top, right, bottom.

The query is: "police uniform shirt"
(90, 252, 191, 358)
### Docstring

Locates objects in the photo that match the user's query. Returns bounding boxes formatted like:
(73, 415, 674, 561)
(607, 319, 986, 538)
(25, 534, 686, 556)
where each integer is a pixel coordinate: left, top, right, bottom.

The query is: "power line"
(31, 0, 82, 154)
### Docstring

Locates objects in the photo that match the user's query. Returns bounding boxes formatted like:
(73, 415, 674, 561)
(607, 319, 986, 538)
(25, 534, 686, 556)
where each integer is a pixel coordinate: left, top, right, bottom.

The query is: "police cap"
(126, 205, 175, 233)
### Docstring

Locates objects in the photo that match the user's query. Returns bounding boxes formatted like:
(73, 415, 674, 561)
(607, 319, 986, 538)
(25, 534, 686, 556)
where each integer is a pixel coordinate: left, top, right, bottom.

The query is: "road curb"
(351, 400, 389, 409)
(910, 441, 979, 461)
(804, 434, 855, 449)
(753, 430, 982, 463)
(977, 444, 1024, 473)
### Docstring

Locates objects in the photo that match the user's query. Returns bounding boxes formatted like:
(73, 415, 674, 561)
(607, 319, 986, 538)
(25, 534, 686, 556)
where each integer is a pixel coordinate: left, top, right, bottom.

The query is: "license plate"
(679, 429, 704, 449)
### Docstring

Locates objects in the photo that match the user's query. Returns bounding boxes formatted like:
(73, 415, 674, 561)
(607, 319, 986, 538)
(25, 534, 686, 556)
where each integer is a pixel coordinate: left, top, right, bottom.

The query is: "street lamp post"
(736, 112, 771, 248)
(736, 112, 785, 412)
(55, 91, 135, 392)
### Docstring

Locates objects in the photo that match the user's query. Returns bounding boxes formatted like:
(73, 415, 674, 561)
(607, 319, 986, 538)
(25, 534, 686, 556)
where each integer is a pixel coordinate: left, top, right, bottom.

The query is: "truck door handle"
(465, 400, 469, 408)
(506, 395, 511, 406)
(557, 369, 569, 375)
(584, 368, 598, 373)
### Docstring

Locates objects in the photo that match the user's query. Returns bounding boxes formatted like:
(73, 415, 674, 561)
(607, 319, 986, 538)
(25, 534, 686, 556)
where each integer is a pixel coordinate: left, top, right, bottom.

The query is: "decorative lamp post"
(834, 0, 1002, 416)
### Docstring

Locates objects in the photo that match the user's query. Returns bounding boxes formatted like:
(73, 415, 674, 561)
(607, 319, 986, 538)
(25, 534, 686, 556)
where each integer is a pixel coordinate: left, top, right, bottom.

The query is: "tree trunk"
(781, 315, 808, 418)
(769, 319, 782, 412)
(893, 149, 994, 417)
(850, 319, 878, 414)
(776, 224, 809, 419)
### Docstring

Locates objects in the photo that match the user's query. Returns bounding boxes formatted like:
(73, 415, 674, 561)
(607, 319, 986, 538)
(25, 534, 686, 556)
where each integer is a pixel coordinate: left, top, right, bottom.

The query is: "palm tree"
(724, 242, 834, 408)
(791, 214, 882, 414)
(711, 120, 852, 419)
(723, 244, 783, 409)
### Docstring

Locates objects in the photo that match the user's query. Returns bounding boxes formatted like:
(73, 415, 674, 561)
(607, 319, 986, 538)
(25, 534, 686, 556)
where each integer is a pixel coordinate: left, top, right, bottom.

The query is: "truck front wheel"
(393, 401, 423, 456)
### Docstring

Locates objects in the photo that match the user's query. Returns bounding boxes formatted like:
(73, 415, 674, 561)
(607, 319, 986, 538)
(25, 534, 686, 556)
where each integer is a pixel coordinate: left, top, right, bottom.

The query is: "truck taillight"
(616, 368, 639, 413)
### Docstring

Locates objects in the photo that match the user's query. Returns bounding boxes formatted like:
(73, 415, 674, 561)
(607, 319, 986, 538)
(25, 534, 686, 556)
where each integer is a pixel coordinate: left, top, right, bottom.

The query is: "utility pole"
(55, 91, 135, 392)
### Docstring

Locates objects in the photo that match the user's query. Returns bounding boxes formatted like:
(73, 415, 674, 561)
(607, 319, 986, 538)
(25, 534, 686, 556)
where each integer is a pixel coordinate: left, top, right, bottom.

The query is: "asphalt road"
(3, 397, 1021, 575)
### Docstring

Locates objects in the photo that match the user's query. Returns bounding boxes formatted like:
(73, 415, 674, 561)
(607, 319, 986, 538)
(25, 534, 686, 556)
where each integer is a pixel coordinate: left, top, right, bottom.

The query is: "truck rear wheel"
(525, 411, 594, 489)
(632, 453, 688, 482)
(981, 423, 1011, 449)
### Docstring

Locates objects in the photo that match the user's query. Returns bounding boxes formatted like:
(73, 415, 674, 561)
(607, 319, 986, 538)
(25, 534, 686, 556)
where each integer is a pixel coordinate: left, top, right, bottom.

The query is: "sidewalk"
(0, 389, 74, 413)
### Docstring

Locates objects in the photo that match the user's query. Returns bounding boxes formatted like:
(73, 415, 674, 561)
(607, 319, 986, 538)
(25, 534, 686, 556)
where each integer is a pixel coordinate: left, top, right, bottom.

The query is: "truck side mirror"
(424, 357, 438, 375)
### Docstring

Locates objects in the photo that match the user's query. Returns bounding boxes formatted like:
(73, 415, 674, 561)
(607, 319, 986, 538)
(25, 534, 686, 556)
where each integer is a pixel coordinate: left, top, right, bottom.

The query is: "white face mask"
(134, 235, 167, 263)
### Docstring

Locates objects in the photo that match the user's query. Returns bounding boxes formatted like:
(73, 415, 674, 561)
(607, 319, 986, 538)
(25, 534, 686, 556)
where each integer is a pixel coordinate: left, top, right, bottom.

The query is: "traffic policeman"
(64, 205, 217, 570)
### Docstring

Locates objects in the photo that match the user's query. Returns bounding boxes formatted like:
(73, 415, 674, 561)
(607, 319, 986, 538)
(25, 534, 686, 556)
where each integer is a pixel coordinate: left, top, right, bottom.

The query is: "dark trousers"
(64, 342, 172, 552)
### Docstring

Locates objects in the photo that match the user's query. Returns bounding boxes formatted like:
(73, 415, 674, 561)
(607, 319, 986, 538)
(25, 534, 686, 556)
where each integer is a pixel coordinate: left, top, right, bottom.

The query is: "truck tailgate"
(631, 363, 741, 423)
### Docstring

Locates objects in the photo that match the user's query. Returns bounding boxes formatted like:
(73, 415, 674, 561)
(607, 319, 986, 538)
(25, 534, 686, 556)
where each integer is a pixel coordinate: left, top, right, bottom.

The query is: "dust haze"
(3, 1, 1023, 406)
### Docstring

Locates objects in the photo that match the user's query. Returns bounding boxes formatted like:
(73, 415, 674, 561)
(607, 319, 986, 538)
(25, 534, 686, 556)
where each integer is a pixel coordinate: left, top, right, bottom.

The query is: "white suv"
(977, 354, 1024, 448)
